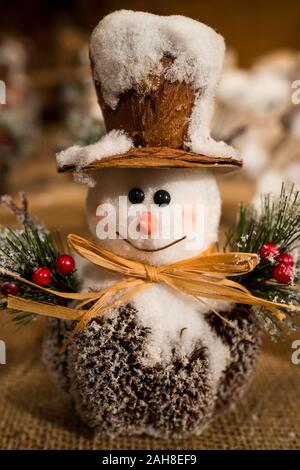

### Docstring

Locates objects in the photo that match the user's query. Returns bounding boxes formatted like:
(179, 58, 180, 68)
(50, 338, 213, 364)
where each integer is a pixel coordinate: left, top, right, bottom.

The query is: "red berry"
(55, 255, 75, 275)
(277, 252, 295, 267)
(32, 267, 52, 286)
(260, 242, 280, 262)
(273, 263, 294, 284)
(1, 282, 20, 296)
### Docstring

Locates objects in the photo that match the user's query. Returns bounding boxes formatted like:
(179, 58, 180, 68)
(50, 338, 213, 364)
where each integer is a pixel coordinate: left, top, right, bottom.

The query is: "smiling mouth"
(116, 232, 187, 252)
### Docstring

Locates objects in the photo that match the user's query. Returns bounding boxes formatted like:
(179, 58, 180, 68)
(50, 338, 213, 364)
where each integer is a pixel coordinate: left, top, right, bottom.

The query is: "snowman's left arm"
(206, 305, 262, 412)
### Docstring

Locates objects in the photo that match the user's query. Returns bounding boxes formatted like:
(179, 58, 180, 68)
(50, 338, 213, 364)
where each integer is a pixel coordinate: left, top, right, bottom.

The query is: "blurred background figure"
(214, 51, 291, 180)
(60, 42, 105, 147)
(0, 37, 40, 194)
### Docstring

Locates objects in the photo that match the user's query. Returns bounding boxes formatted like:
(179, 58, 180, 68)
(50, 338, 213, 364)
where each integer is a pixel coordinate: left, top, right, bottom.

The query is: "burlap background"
(0, 149, 300, 450)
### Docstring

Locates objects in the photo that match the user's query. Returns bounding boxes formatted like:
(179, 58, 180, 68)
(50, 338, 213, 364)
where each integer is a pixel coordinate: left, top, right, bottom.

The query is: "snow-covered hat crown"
(57, 10, 241, 172)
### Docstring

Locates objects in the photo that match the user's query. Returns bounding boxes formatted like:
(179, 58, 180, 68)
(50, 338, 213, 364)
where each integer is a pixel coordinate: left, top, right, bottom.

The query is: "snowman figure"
(44, 11, 261, 439)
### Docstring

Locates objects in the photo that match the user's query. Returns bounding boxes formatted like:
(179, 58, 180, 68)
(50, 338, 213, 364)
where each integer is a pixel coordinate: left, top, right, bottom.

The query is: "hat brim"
(58, 146, 242, 173)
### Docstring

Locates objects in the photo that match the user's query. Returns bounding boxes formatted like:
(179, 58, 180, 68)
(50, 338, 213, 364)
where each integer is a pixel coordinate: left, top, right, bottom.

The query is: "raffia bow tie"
(7, 233, 296, 345)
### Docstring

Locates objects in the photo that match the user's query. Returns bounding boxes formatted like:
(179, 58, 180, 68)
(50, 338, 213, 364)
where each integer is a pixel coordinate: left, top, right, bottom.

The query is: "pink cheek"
(182, 204, 197, 227)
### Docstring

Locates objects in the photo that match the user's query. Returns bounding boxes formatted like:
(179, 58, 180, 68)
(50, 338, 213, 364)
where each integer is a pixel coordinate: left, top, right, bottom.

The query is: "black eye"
(128, 187, 145, 204)
(153, 189, 171, 207)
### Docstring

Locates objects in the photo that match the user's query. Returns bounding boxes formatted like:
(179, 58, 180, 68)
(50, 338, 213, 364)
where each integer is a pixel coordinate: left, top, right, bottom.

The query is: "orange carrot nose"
(138, 211, 157, 235)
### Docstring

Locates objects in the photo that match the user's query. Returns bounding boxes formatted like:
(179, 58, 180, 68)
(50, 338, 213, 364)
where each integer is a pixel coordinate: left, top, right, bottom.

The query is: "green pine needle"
(225, 184, 300, 340)
(0, 223, 79, 327)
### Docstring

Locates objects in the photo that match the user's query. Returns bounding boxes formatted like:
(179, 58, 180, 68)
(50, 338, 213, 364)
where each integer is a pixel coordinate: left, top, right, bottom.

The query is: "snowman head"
(87, 168, 221, 265)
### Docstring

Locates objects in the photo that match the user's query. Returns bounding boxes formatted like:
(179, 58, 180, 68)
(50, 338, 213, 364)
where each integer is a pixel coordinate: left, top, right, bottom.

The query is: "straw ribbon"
(144, 265, 161, 283)
(6, 233, 300, 346)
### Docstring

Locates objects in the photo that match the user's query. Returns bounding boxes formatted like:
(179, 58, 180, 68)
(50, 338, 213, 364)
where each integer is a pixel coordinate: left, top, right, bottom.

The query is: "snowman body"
(44, 169, 261, 438)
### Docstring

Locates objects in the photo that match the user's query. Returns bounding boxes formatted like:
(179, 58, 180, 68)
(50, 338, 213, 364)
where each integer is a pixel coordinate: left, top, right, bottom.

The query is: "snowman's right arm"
(43, 318, 73, 396)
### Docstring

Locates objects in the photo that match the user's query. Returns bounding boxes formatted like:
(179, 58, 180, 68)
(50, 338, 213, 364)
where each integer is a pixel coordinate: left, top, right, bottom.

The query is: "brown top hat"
(57, 13, 242, 174)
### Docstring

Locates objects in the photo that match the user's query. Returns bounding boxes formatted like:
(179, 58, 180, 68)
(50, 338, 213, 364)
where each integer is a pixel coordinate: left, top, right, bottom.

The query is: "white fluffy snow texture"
(90, 10, 237, 158)
(133, 284, 231, 378)
(56, 130, 133, 169)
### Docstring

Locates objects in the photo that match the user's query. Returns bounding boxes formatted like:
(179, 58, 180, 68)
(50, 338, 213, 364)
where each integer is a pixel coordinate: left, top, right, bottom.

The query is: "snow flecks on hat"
(56, 129, 133, 170)
(90, 10, 238, 159)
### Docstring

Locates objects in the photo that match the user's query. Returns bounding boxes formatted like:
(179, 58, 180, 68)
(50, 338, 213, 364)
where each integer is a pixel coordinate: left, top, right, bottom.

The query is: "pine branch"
(0, 196, 79, 327)
(225, 184, 300, 340)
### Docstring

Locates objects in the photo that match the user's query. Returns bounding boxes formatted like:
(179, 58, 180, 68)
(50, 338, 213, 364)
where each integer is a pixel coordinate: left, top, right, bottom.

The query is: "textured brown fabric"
(0, 317, 300, 450)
